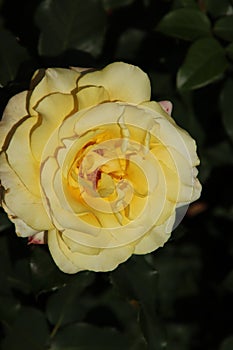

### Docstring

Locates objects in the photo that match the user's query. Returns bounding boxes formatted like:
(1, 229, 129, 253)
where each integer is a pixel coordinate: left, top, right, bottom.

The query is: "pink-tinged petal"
(158, 100, 173, 115)
(28, 231, 46, 245)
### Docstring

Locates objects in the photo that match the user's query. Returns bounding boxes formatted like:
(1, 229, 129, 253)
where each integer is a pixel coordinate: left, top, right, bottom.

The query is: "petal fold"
(31, 92, 75, 160)
(0, 91, 28, 151)
(0, 152, 53, 232)
(48, 229, 134, 274)
(79, 62, 151, 104)
(28, 68, 80, 116)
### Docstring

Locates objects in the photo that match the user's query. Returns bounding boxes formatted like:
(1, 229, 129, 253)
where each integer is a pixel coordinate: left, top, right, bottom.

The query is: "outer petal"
(28, 68, 80, 116)
(133, 213, 175, 254)
(0, 91, 28, 151)
(158, 100, 173, 115)
(48, 229, 79, 274)
(30, 92, 75, 160)
(28, 231, 46, 244)
(70, 67, 92, 73)
(0, 152, 53, 234)
(138, 101, 202, 204)
(141, 101, 200, 167)
(78, 62, 151, 104)
(5, 117, 40, 196)
(76, 86, 109, 110)
(48, 229, 134, 274)
(0, 89, 53, 236)
(2, 202, 43, 238)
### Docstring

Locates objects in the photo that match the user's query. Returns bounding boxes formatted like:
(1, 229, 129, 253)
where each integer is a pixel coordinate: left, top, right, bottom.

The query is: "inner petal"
(97, 172, 115, 198)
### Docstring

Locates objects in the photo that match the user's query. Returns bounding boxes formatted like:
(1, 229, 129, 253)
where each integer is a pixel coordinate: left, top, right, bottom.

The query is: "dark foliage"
(0, 0, 233, 349)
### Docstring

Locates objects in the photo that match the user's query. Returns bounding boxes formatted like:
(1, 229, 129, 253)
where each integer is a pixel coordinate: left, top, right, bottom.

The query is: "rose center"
(96, 172, 115, 198)
(65, 134, 152, 228)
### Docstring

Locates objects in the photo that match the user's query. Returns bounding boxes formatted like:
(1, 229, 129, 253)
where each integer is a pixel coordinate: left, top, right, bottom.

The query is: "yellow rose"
(0, 62, 201, 273)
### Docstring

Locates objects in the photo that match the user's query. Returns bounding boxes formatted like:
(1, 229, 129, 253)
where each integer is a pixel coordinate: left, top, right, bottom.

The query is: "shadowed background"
(0, 0, 233, 349)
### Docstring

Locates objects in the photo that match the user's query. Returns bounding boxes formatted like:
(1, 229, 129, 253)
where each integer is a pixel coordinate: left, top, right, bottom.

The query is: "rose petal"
(5, 117, 40, 196)
(134, 213, 175, 254)
(158, 100, 173, 115)
(40, 102, 174, 249)
(141, 101, 200, 167)
(76, 85, 109, 110)
(0, 91, 28, 151)
(28, 68, 80, 116)
(31, 92, 75, 160)
(2, 202, 43, 238)
(28, 231, 46, 244)
(48, 229, 134, 273)
(78, 62, 151, 104)
(70, 66, 92, 73)
(0, 62, 202, 275)
(48, 229, 79, 274)
(0, 152, 53, 234)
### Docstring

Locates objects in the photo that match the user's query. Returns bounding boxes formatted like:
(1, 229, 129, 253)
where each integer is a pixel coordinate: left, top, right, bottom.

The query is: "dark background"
(0, 0, 233, 349)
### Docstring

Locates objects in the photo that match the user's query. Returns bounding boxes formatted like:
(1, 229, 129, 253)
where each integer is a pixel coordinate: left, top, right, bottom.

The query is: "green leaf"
(172, 0, 198, 9)
(165, 323, 197, 350)
(50, 323, 130, 350)
(205, 0, 233, 19)
(177, 38, 228, 90)
(202, 140, 233, 167)
(214, 205, 233, 221)
(199, 140, 233, 182)
(220, 336, 233, 350)
(214, 15, 233, 42)
(0, 29, 30, 86)
(115, 28, 146, 60)
(222, 269, 233, 292)
(36, 0, 106, 57)
(174, 91, 205, 145)
(0, 235, 13, 295)
(226, 42, 233, 61)
(152, 244, 201, 319)
(99, 288, 140, 333)
(46, 272, 95, 329)
(139, 309, 166, 350)
(102, 0, 134, 11)
(0, 230, 32, 295)
(111, 256, 167, 349)
(111, 255, 158, 311)
(131, 339, 147, 350)
(29, 246, 73, 294)
(149, 71, 174, 98)
(2, 307, 49, 350)
(9, 258, 32, 294)
(0, 209, 13, 232)
(0, 295, 21, 324)
(156, 8, 211, 41)
(220, 78, 233, 142)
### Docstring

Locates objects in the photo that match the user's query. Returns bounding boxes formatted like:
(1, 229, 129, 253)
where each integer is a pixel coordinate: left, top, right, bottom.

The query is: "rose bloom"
(0, 62, 201, 273)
